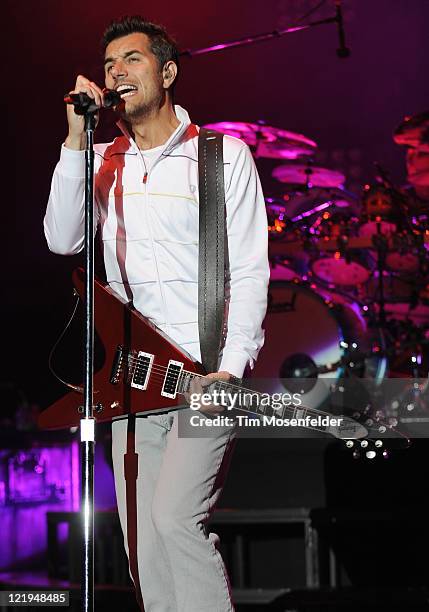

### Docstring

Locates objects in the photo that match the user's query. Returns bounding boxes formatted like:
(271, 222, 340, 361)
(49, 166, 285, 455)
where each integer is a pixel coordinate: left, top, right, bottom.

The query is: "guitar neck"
(177, 370, 338, 435)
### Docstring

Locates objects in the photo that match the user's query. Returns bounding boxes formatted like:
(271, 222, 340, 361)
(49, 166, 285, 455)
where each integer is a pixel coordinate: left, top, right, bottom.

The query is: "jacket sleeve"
(218, 141, 270, 378)
(44, 145, 100, 255)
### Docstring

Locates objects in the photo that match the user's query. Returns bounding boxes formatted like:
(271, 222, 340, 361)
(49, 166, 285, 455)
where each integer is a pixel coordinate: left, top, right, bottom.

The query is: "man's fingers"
(189, 378, 203, 395)
(71, 76, 104, 107)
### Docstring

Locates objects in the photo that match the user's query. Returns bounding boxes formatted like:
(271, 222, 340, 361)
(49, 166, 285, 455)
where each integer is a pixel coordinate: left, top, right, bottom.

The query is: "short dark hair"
(101, 16, 179, 92)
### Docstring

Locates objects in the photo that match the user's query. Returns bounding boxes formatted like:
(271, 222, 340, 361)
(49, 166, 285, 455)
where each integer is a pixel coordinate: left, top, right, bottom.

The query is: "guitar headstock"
(327, 415, 368, 441)
(340, 410, 411, 459)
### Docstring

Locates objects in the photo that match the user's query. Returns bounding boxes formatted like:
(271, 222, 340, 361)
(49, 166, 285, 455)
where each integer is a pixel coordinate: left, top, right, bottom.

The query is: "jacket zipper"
(137, 151, 169, 332)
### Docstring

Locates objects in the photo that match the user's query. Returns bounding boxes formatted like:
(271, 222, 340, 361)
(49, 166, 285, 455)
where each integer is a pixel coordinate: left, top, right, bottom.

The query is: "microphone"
(334, 0, 350, 58)
(64, 88, 126, 114)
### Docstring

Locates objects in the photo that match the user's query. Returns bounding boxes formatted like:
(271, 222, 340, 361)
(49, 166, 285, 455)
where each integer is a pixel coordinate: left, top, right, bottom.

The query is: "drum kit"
(207, 117, 429, 437)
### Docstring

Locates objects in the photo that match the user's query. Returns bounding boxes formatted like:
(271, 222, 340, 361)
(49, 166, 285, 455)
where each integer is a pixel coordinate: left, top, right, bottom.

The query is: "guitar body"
(37, 272, 394, 448)
(38, 269, 205, 430)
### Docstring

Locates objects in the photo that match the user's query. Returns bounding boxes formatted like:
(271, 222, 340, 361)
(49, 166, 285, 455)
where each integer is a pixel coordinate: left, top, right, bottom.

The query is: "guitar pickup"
(161, 360, 184, 399)
(130, 352, 154, 391)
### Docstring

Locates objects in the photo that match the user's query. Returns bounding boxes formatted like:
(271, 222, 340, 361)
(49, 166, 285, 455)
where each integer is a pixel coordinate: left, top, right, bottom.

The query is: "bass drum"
(251, 281, 387, 410)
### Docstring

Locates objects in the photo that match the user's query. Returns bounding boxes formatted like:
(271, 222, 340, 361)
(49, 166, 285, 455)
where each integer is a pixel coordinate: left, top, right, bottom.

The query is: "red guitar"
(38, 269, 367, 441)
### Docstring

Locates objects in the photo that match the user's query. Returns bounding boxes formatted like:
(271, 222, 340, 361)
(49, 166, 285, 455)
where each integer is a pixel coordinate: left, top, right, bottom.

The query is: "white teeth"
(117, 85, 137, 93)
(120, 91, 136, 98)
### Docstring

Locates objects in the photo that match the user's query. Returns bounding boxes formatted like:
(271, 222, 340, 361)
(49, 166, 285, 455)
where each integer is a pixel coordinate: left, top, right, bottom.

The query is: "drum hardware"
(310, 212, 374, 287)
(373, 163, 416, 236)
(203, 121, 317, 159)
(267, 286, 297, 313)
(360, 174, 427, 277)
(362, 182, 395, 220)
(266, 199, 288, 237)
(267, 187, 360, 229)
(252, 281, 387, 411)
(291, 199, 335, 223)
(397, 376, 429, 423)
(261, 140, 429, 455)
(272, 163, 346, 189)
(371, 222, 389, 327)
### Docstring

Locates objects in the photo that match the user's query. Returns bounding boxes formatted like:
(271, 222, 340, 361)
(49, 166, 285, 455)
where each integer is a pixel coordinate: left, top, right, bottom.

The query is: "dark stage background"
(3, 0, 429, 602)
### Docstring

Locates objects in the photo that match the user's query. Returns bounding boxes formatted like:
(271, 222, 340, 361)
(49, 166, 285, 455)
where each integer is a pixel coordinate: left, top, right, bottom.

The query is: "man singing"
(44, 15, 269, 612)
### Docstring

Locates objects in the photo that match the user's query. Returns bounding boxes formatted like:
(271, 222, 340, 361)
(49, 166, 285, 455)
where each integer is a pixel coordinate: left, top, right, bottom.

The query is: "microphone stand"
(63, 91, 125, 611)
(180, 14, 340, 58)
(81, 109, 97, 612)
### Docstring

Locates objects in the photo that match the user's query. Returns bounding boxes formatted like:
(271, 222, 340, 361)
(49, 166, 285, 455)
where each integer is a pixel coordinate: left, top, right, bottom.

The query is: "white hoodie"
(44, 106, 269, 378)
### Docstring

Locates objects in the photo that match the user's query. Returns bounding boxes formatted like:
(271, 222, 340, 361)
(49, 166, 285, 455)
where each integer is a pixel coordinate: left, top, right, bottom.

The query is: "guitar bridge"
(110, 346, 154, 391)
(110, 345, 125, 384)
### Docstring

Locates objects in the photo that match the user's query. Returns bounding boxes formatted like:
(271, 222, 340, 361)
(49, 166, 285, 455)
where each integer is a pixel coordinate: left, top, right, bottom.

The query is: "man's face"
(104, 32, 165, 122)
(406, 146, 429, 187)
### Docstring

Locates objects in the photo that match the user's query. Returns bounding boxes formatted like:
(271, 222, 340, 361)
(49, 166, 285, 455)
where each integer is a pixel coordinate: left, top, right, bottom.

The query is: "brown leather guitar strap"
(198, 128, 226, 374)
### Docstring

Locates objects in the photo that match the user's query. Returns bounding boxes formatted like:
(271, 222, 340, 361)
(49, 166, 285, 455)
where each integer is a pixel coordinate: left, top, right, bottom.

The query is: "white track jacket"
(44, 106, 269, 378)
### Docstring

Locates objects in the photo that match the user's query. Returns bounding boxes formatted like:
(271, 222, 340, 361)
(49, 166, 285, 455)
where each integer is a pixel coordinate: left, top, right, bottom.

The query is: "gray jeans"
(111, 409, 236, 612)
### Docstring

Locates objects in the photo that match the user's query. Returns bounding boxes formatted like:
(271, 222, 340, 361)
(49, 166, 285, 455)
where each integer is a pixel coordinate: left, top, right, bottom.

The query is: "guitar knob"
(345, 440, 354, 448)
(365, 450, 376, 460)
(360, 440, 368, 448)
(378, 425, 387, 434)
(375, 440, 383, 448)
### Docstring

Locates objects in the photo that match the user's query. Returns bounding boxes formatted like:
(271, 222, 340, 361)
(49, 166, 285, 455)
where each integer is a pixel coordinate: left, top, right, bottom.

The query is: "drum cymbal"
(393, 111, 429, 151)
(279, 187, 360, 221)
(272, 164, 346, 188)
(202, 121, 317, 159)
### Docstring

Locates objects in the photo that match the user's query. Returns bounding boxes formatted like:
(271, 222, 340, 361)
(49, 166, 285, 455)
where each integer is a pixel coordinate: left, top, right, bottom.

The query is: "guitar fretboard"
(177, 370, 336, 433)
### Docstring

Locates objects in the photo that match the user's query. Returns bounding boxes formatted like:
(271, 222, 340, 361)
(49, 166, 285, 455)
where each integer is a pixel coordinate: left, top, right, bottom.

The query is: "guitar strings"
(123, 370, 329, 419)
(109, 358, 347, 421)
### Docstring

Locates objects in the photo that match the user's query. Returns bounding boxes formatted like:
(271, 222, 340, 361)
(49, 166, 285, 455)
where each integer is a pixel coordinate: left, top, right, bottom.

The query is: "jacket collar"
(116, 105, 192, 155)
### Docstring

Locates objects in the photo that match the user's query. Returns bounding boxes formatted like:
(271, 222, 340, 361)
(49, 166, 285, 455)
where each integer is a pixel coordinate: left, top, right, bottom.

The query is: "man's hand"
(187, 371, 232, 416)
(65, 75, 105, 150)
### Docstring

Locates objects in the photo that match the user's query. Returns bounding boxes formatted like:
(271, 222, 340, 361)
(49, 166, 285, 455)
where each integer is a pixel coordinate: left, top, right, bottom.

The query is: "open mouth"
(116, 84, 138, 98)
